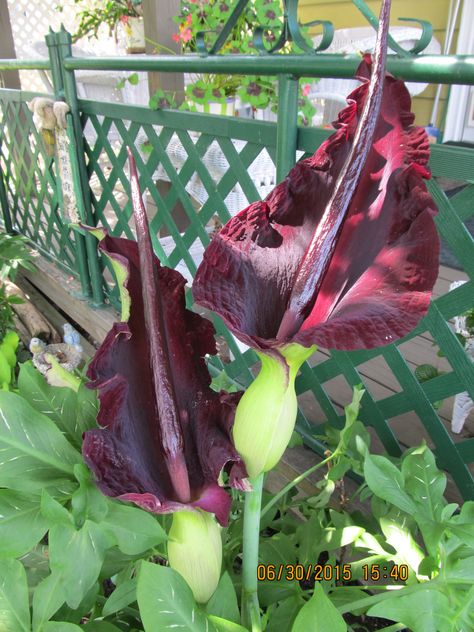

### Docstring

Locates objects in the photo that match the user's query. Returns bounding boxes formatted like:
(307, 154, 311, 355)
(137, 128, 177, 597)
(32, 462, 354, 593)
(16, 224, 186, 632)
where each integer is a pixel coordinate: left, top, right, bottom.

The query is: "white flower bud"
(233, 343, 316, 478)
(168, 509, 222, 603)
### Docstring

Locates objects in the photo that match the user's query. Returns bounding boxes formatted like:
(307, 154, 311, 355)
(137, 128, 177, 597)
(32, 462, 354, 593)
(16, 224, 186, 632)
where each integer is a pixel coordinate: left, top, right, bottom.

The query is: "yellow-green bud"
(233, 343, 316, 479)
(167, 509, 222, 604)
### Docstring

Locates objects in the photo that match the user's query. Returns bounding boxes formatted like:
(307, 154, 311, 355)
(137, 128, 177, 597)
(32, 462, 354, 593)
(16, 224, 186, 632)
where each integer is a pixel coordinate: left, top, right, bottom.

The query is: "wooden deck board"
(16, 276, 97, 358)
(22, 255, 117, 345)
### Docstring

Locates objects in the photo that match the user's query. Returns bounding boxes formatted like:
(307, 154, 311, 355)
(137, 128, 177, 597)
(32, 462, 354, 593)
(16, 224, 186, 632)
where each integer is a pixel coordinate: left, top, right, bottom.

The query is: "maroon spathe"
(82, 157, 247, 527)
(193, 57, 439, 352)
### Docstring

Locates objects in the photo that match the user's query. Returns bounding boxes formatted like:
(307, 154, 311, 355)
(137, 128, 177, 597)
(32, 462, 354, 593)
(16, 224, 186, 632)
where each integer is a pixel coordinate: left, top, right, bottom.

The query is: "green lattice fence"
(0, 25, 473, 499)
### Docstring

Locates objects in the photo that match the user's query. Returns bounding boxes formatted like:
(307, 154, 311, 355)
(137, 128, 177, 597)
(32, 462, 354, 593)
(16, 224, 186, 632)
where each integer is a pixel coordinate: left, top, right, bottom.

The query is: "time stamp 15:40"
(257, 563, 409, 583)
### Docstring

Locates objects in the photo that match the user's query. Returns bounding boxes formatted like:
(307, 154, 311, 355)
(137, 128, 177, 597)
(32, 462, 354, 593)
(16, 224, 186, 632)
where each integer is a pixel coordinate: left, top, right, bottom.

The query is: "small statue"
(27, 97, 70, 156)
(29, 323, 83, 377)
(63, 323, 82, 349)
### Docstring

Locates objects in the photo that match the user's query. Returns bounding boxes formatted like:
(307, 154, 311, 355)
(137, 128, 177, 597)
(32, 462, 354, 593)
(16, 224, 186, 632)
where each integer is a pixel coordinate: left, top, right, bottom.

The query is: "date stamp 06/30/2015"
(256, 563, 410, 583)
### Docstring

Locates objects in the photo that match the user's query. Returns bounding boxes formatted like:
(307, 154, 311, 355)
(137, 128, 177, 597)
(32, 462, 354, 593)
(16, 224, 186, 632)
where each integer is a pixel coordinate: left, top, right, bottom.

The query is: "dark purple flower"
(193, 1, 438, 355)
(82, 152, 247, 526)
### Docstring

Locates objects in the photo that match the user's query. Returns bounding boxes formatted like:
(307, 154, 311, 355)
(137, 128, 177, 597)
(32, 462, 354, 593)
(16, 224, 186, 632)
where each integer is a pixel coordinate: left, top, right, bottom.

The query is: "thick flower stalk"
(193, 0, 439, 478)
(82, 152, 248, 601)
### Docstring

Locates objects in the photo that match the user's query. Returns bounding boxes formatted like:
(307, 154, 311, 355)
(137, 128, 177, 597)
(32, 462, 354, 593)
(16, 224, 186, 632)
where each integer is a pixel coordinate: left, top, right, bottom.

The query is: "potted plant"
(172, 0, 317, 124)
(72, 0, 145, 53)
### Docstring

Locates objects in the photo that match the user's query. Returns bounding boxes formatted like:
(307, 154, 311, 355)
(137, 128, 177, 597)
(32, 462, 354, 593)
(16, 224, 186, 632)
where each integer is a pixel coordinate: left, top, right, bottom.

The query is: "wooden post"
(142, 0, 184, 104)
(0, 0, 20, 88)
(141, 0, 187, 233)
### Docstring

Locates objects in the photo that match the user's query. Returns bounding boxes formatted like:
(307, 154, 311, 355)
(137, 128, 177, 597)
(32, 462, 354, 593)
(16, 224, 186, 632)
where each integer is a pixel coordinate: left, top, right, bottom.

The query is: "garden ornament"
(193, 0, 439, 478)
(28, 97, 70, 155)
(63, 322, 82, 350)
(29, 336, 83, 375)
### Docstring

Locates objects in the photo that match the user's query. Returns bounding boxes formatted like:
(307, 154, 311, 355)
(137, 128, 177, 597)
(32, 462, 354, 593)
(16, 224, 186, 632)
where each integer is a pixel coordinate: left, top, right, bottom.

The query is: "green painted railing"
(0, 20, 473, 499)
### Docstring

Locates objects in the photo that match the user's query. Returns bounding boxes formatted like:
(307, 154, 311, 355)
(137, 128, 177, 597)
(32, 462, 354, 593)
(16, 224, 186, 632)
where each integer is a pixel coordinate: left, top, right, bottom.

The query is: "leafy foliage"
(0, 231, 34, 339)
(70, 0, 141, 41)
(173, 0, 316, 122)
(0, 353, 472, 632)
(0, 232, 34, 282)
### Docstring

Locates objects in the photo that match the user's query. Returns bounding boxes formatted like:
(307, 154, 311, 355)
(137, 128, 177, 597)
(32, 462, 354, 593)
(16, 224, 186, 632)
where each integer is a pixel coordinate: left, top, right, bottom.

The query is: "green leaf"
(137, 562, 216, 632)
(6, 295, 24, 304)
(401, 444, 446, 521)
(446, 554, 474, 581)
(401, 445, 447, 554)
(76, 383, 99, 437)
(17, 362, 97, 449)
(49, 520, 111, 608)
(258, 580, 299, 607)
(418, 555, 439, 578)
(207, 616, 247, 632)
(260, 532, 297, 567)
(1, 330, 18, 367)
(102, 577, 137, 616)
(82, 623, 123, 631)
(414, 364, 440, 382)
(447, 501, 474, 547)
(43, 624, 82, 632)
(41, 489, 73, 525)
(367, 587, 450, 632)
(102, 502, 166, 555)
(327, 457, 351, 482)
(100, 547, 144, 581)
(296, 510, 323, 565)
(32, 573, 66, 632)
(364, 454, 416, 515)
(287, 431, 303, 448)
(0, 490, 49, 557)
(0, 558, 31, 632)
(206, 572, 240, 624)
(127, 72, 139, 85)
(19, 546, 50, 590)
(441, 503, 459, 522)
(339, 385, 364, 447)
(322, 526, 365, 551)
(379, 510, 424, 574)
(0, 391, 81, 493)
(307, 478, 336, 507)
(266, 596, 303, 632)
(18, 360, 76, 424)
(291, 583, 346, 632)
(71, 463, 108, 525)
(53, 581, 100, 625)
(0, 351, 11, 385)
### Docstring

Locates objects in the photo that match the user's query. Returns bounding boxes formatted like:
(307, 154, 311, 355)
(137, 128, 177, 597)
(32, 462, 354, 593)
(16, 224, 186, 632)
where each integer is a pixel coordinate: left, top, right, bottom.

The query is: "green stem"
(241, 473, 264, 632)
(260, 450, 337, 519)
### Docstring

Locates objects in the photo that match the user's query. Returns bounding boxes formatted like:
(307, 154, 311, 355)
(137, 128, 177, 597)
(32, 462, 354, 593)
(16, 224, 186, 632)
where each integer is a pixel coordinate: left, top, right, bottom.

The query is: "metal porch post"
(276, 74, 299, 181)
(45, 29, 92, 300)
(55, 27, 105, 307)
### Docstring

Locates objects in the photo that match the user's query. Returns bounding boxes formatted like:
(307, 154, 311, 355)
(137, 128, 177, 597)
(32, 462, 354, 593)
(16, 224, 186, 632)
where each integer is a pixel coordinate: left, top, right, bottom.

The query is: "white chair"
(309, 26, 442, 125)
